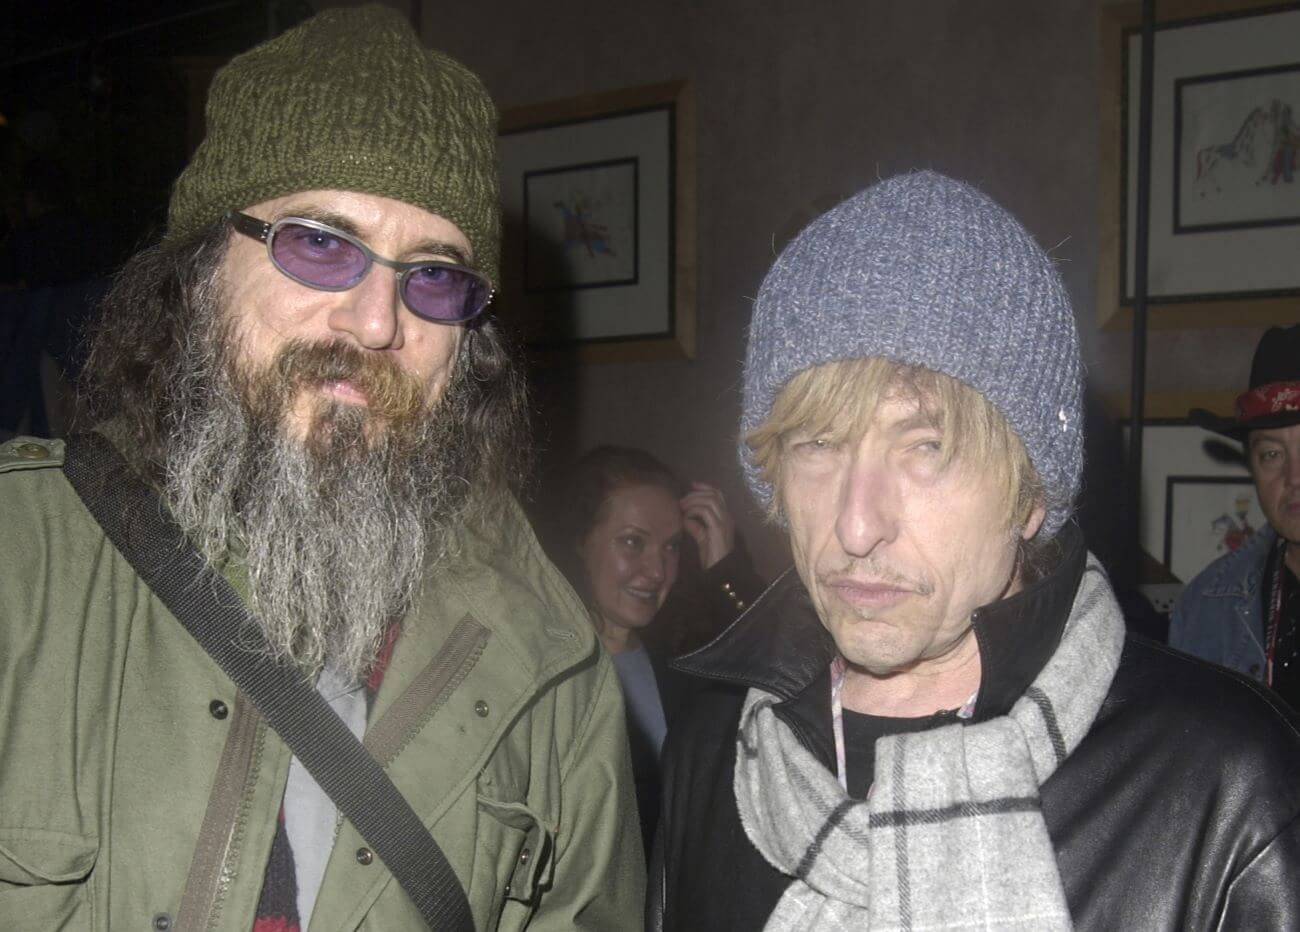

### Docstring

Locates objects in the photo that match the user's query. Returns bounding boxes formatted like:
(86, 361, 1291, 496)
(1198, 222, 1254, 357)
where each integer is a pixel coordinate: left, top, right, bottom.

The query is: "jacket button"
(519, 846, 531, 864)
(356, 847, 374, 865)
(474, 700, 490, 717)
(14, 442, 48, 460)
(152, 914, 173, 931)
(209, 700, 229, 720)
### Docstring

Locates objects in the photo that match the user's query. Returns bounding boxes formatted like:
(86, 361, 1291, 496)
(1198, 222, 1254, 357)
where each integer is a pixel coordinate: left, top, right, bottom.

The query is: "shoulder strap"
(62, 432, 473, 932)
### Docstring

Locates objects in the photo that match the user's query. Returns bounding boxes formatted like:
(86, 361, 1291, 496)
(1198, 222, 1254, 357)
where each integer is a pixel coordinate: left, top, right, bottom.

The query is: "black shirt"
(834, 708, 959, 798)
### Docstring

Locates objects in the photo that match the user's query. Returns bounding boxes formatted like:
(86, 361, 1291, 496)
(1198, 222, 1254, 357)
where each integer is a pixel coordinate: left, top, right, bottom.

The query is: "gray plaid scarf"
(734, 558, 1124, 931)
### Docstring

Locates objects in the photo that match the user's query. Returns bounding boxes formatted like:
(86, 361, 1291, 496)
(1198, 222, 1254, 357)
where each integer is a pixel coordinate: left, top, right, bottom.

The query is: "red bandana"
(1235, 381, 1300, 422)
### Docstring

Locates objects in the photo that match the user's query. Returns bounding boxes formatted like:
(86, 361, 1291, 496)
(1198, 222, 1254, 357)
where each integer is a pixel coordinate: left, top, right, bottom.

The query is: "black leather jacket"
(649, 526, 1300, 930)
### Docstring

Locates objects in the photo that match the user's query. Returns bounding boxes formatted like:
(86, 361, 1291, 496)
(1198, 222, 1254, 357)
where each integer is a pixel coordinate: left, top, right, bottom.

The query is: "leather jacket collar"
(674, 523, 1088, 722)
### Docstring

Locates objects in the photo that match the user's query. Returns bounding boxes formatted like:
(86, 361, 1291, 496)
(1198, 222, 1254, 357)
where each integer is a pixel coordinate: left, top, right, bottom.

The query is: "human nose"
(834, 446, 897, 558)
(1285, 448, 1300, 487)
(639, 548, 667, 583)
(326, 264, 404, 351)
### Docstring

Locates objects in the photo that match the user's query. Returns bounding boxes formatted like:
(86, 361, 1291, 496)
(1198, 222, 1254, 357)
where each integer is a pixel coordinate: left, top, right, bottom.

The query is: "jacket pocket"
(0, 827, 98, 930)
(472, 796, 554, 930)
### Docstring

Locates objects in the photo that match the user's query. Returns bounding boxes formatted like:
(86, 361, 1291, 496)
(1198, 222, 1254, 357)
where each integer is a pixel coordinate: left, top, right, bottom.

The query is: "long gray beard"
(163, 356, 470, 683)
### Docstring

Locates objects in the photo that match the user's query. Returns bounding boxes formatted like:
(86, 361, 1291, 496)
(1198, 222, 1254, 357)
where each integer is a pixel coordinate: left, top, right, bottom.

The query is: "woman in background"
(563, 446, 764, 854)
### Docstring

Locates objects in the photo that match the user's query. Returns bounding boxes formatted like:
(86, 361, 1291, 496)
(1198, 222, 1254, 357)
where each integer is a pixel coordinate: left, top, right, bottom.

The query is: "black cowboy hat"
(1190, 324, 1300, 440)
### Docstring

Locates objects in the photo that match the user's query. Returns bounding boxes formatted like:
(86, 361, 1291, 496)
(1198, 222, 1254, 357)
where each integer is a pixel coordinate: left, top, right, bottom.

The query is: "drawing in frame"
(1120, 419, 1255, 573)
(1097, 0, 1300, 329)
(498, 81, 696, 364)
(523, 157, 639, 292)
(1174, 62, 1300, 233)
(1164, 474, 1266, 582)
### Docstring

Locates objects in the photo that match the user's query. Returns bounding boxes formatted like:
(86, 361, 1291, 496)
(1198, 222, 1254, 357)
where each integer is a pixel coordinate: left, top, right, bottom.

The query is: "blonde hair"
(746, 358, 1043, 532)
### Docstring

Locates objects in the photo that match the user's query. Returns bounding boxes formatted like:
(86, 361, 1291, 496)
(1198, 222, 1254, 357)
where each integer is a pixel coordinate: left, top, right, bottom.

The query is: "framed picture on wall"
(498, 81, 696, 364)
(1098, 0, 1300, 329)
(1164, 475, 1266, 581)
(522, 158, 639, 291)
(1173, 63, 1300, 233)
(1121, 420, 1255, 575)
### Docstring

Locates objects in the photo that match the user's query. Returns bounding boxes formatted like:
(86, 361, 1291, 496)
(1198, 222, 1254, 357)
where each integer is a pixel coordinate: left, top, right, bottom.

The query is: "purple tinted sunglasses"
(228, 211, 493, 324)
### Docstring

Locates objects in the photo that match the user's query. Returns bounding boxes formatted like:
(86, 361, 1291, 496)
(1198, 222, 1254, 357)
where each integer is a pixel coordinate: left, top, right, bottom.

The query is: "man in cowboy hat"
(1171, 324, 1300, 710)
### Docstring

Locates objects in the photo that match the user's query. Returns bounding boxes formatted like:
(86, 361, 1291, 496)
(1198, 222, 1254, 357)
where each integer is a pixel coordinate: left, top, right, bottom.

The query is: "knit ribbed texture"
(167, 4, 501, 284)
(740, 171, 1083, 536)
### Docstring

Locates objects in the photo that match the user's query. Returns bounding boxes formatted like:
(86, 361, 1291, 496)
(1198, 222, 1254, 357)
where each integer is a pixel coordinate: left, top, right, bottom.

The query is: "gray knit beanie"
(740, 171, 1082, 537)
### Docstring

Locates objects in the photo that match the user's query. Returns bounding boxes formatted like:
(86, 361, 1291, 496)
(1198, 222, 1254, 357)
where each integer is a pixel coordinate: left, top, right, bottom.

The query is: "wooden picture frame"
(498, 81, 696, 365)
(1097, 0, 1300, 331)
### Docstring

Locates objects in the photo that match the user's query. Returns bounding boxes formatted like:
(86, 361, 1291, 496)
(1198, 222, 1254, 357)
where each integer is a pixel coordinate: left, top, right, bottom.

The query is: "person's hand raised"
(680, 482, 736, 570)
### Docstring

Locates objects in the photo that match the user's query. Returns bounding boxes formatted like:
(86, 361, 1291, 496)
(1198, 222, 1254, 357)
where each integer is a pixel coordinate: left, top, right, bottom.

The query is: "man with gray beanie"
(0, 6, 641, 930)
(648, 171, 1300, 930)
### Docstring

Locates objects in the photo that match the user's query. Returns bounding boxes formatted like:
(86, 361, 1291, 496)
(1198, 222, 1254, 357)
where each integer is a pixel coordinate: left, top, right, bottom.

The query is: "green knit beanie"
(167, 4, 500, 284)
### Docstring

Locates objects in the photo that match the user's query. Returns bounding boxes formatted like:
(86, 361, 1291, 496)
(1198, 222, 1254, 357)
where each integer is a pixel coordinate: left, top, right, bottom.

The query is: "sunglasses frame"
(227, 210, 494, 324)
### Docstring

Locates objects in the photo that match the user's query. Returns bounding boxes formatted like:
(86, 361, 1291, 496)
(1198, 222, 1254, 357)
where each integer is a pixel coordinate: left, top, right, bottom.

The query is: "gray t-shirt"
(284, 664, 367, 928)
(612, 647, 668, 755)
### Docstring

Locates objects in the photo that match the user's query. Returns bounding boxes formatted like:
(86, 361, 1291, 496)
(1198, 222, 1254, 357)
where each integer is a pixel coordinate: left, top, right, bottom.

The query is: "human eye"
(618, 533, 645, 552)
(789, 433, 837, 454)
(279, 222, 353, 263)
(1253, 445, 1283, 468)
(898, 430, 947, 481)
(409, 264, 456, 287)
(290, 225, 342, 250)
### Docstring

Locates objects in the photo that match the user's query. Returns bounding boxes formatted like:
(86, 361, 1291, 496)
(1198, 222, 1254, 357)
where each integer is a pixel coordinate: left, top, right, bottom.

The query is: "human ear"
(1021, 502, 1047, 541)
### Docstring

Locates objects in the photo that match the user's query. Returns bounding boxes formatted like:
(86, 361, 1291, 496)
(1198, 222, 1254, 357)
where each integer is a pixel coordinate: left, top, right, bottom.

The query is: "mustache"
(264, 339, 429, 423)
(818, 557, 934, 596)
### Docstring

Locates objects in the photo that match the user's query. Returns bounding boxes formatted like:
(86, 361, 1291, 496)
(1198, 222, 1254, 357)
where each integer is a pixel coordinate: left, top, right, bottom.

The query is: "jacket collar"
(433, 496, 596, 679)
(1201, 526, 1276, 601)
(968, 523, 1085, 720)
(674, 523, 1087, 721)
(367, 496, 597, 727)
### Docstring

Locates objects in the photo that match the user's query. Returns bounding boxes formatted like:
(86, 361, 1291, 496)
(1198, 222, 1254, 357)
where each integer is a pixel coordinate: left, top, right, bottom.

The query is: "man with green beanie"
(0, 6, 643, 930)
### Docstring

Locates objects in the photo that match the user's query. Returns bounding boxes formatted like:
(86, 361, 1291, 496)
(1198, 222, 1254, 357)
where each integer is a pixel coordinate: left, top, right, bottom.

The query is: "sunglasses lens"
(270, 222, 368, 289)
(402, 265, 491, 322)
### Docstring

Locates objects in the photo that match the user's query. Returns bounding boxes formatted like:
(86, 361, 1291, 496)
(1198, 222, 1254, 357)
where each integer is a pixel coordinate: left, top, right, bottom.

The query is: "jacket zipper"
(363, 613, 491, 766)
(173, 693, 266, 932)
(176, 615, 489, 931)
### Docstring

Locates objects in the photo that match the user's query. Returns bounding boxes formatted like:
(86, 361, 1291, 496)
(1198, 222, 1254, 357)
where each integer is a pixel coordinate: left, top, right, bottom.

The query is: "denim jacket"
(1169, 527, 1274, 681)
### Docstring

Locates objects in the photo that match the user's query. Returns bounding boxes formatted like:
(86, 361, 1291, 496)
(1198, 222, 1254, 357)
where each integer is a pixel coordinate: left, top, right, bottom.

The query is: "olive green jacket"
(0, 437, 644, 931)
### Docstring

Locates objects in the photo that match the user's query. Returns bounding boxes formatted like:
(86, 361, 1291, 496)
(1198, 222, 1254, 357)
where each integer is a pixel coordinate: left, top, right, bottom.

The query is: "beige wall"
(369, 0, 1282, 576)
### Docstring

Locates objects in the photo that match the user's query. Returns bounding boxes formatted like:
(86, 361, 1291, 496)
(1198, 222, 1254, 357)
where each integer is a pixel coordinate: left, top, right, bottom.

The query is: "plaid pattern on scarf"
(734, 558, 1124, 931)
